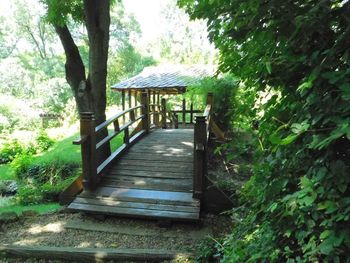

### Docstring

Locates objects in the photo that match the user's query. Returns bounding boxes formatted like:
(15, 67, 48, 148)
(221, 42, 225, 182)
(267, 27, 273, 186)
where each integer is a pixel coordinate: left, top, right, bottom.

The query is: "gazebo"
(111, 64, 214, 127)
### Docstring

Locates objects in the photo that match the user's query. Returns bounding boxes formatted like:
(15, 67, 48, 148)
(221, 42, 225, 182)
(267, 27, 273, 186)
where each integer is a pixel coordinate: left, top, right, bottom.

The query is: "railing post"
(154, 106, 160, 126)
(161, 98, 166, 129)
(193, 116, 206, 199)
(141, 91, 150, 133)
(174, 114, 179, 129)
(182, 98, 186, 127)
(206, 92, 214, 106)
(190, 103, 193, 124)
(80, 112, 97, 190)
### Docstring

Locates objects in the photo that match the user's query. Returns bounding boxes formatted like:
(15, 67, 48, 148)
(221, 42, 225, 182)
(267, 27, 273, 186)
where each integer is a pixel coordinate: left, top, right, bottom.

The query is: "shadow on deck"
(68, 129, 200, 221)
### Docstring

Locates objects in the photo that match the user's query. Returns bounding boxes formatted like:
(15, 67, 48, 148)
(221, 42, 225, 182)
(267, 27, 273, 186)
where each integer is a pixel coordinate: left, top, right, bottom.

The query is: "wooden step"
(79, 187, 199, 206)
(108, 168, 192, 179)
(0, 245, 193, 262)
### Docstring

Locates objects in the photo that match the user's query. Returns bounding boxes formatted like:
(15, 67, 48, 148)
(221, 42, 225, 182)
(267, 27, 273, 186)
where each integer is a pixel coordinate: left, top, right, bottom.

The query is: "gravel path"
(0, 210, 231, 262)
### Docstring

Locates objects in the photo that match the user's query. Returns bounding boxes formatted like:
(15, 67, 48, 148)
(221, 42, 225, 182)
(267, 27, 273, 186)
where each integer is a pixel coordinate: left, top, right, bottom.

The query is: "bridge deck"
(68, 129, 200, 221)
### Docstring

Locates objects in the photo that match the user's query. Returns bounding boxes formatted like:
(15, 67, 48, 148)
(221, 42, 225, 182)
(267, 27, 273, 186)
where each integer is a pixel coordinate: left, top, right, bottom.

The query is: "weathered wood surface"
(69, 129, 198, 221)
(0, 245, 193, 262)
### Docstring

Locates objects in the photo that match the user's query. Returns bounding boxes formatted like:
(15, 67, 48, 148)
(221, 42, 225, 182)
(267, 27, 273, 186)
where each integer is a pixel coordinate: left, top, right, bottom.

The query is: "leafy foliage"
(186, 75, 239, 131)
(179, 0, 350, 261)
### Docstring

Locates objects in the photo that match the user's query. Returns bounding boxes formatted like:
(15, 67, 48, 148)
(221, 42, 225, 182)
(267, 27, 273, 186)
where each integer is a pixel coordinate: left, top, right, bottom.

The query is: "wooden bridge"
(62, 92, 218, 222)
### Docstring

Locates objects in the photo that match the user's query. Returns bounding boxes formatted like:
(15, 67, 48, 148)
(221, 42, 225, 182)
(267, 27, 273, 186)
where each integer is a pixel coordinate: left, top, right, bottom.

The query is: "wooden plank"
(97, 130, 147, 175)
(127, 148, 193, 157)
(115, 159, 193, 169)
(79, 187, 199, 206)
(0, 245, 193, 262)
(69, 203, 199, 220)
(121, 153, 192, 162)
(72, 197, 198, 213)
(101, 176, 192, 191)
(108, 169, 192, 179)
(130, 144, 192, 150)
(110, 164, 192, 174)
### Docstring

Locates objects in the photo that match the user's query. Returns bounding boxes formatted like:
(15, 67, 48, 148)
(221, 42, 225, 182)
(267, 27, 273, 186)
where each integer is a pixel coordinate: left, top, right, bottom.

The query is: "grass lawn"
(0, 164, 15, 180)
(33, 130, 124, 165)
(0, 129, 124, 214)
(0, 202, 61, 215)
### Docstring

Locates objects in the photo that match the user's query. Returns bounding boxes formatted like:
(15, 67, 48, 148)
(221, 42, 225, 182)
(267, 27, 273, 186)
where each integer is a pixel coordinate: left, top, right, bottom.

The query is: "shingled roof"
(111, 64, 214, 93)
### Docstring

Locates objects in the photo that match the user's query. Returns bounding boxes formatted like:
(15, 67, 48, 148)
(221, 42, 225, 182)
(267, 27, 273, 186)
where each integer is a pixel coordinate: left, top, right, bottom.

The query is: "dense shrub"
(14, 159, 79, 205)
(180, 0, 350, 261)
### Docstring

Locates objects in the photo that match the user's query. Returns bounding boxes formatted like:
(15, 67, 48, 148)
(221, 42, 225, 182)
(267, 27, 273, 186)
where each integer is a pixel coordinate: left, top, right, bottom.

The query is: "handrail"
(74, 92, 150, 191)
(193, 92, 213, 199)
(95, 105, 143, 133)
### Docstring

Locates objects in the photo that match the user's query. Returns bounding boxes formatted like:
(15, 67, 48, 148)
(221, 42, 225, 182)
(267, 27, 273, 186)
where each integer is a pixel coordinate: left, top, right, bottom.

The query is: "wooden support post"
(193, 116, 206, 199)
(141, 92, 150, 133)
(161, 98, 166, 129)
(124, 128, 130, 145)
(129, 109, 135, 122)
(190, 103, 193, 124)
(122, 91, 125, 124)
(128, 90, 132, 111)
(182, 98, 186, 127)
(206, 92, 214, 105)
(113, 119, 120, 133)
(174, 114, 179, 129)
(79, 112, 97, 190)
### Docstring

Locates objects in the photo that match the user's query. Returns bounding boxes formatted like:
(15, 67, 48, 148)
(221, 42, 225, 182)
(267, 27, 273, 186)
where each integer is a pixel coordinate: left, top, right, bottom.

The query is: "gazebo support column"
(141, 92, 150, 133)
(161, 98, 166, 129)
(122, 91, 125, 124)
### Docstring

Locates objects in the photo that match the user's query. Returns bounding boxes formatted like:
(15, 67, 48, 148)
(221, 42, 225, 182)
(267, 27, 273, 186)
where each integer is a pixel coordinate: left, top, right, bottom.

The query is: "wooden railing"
(74, 92, 154, 190)
(193, 92, 213, 199)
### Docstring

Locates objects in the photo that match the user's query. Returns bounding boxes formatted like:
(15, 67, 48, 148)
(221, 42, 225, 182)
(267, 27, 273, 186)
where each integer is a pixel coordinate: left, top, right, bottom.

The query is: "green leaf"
(320, 230, 332, 240)
(339, 83, 350, 101)
(291, 122, 310, 134)
(319, 241, 333, 255)
(280, 134, 299, 145)
(269, 133, 282, 144)
(265, 61, 272, 74)
(301, 194, 317, 206)
(300, 176, 312, 188)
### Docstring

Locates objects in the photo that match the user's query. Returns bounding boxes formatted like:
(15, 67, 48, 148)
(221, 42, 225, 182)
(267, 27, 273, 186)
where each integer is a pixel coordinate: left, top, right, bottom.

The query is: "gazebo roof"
(111, 64, 214, 94)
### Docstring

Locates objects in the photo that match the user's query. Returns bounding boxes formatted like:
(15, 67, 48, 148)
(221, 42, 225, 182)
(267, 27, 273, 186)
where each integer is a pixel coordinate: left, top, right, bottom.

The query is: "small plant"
(36, 130, 55, 151)
(15, 185, 43, 205)
(0, 140, 25, 164)
(11, 153, 33, 177)
(196, 236, 223, 262)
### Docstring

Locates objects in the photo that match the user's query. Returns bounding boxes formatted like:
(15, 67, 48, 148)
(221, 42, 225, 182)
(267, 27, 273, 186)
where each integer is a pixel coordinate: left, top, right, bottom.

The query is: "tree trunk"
(84, 0, 111, 163)
(54, 0, 111, 166)
(84, 0, 110, 126)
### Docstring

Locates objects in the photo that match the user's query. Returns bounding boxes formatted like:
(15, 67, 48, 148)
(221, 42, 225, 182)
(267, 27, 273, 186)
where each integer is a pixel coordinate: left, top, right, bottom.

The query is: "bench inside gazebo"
(61, 64, 225, 221)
